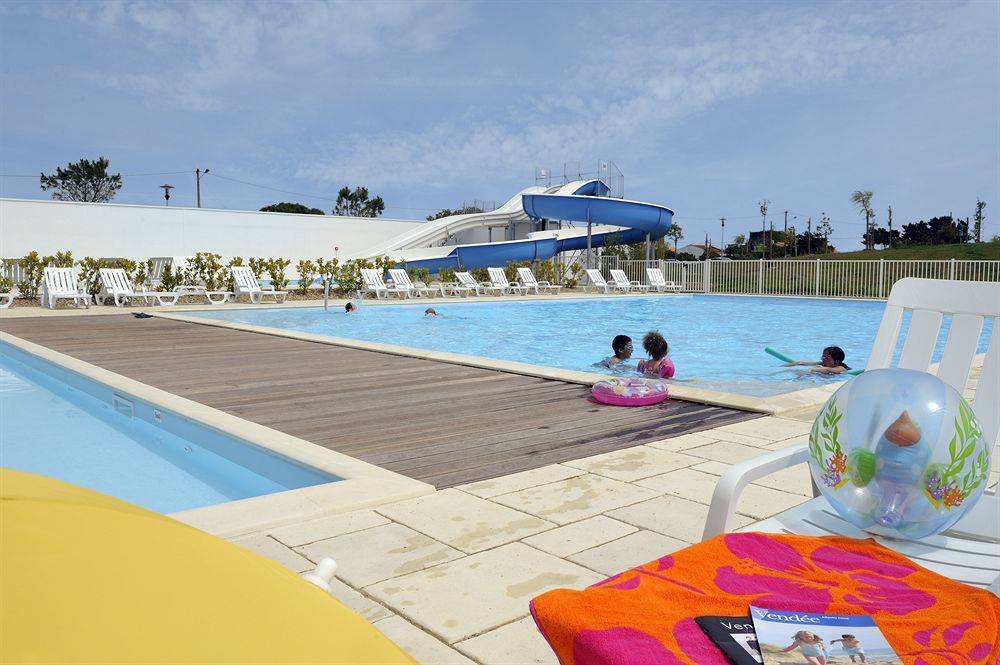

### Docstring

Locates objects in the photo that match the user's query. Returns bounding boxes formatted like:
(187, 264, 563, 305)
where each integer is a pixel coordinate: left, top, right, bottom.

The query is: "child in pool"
(830, 635, 865, 663)
(780, 631, 827, 665)
(345, 302, 356, 314)
(600, 335, 633, 368)
(424, 307, 443, 317)
(784, 346, 850, 374)
(637, 330, 670, 377)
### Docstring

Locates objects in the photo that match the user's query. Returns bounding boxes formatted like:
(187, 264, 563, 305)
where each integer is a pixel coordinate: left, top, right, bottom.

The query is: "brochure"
(695, 615, 762, 665)
(749, 605, 902, 665)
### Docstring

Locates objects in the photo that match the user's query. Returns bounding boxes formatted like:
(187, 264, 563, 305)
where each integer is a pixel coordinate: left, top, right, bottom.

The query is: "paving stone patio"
(229, 415, 824, 664)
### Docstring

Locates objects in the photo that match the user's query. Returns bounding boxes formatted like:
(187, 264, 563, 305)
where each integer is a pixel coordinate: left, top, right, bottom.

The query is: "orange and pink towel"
(530, 533, 999, 664)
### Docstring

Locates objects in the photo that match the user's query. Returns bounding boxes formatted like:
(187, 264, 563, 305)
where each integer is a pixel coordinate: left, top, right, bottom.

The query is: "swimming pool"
(0, 342, 339, 513)
(186, 295, 992, 397)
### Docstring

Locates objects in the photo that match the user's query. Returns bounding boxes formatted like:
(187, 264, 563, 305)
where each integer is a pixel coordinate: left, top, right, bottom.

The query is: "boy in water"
(345, 302, 356, 314)
(425, 307, 443, 317)
(601, 335, 633, 367)
(785, 346, 850, 374)
(830, 635, 865, 663)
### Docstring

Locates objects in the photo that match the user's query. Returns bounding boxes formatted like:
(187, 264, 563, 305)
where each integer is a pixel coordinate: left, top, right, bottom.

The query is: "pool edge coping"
(154, 310, 841, 416)
(0, 331, 435, 538)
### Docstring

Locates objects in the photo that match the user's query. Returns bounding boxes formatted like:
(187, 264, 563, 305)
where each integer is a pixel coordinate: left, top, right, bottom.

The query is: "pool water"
(0, 344, 337, 513)
(189, 295, 991, 397)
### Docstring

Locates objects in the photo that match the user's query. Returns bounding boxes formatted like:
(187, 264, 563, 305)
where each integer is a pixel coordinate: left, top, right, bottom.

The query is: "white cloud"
(299, 2, 982, 190)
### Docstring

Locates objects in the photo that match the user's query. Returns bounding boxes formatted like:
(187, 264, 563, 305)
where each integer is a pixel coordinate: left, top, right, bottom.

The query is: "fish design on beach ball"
(807, 368, 990, 539)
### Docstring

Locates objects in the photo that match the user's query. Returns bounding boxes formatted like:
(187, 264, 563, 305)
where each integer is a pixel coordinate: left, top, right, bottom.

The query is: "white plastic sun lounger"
(584, 269, 628, 294)
(704, 278, 1000, 593)
(610, 269, 649, 293)
(0, 292, 13, 309)
(231, 266, 287, 304)
(388, 269, 438, 298)
(516, 267, 562, 295)
(455, 271, 500, 296)
(40, 267, 90, 309)
(96, 268, 177, 306)
(360, 269, 408, 299)
(488, 267, 529, 296)
(646, 268, 682, 293)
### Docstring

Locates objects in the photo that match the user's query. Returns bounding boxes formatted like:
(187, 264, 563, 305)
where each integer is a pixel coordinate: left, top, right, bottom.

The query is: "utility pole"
(759, 199, 770, 259)
(783, 210, 788, 258)
(196, 168, 210, 208)
(160, 184, 173, 206)
(769, 222, 774, 260)
(791, 225, 797, 257)
(720, 218, 726, 252)
(807, 217, 812, 254)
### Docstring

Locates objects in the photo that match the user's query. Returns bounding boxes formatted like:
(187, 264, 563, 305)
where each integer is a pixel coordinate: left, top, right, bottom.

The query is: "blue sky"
(1, 0, 998, 250)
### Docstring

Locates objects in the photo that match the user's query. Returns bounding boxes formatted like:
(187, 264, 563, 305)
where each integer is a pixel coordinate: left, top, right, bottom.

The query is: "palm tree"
(666, 223, 684, 256)
(852, 191, 875, 250)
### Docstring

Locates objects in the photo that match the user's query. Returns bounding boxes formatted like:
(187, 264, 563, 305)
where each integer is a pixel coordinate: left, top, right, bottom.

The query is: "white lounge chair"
(488, 267, 529, 296)
(704, 278, 1000, 593)
(455, 271, 501, 296)
(610, 269, 649, 293)
(584, 269, 630, 294)
(40, 267, 90, 309)
(96, 268, 183, 307)
(359, 268, 408, 299)
(516, 267, 562, 295)
(231, 266, 288, 304)
(0, 292, 13, 309)
(646, 267, 682, 293)
(388, 269, 438, 299)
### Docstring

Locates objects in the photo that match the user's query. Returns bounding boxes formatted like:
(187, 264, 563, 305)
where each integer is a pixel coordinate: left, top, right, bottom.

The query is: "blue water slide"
(398, 182, 672, 272)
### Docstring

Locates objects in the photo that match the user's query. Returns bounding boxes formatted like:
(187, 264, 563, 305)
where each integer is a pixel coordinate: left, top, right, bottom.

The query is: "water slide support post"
(646, 233, 651, 261)
(585, 205, 592, 269)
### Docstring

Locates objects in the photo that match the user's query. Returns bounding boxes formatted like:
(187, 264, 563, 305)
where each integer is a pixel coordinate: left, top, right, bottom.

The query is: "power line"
(0, 170, 192, 178)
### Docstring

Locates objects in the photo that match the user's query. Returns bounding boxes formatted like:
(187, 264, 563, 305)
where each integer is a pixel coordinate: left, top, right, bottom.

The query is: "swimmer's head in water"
(612, 335, 632, 358)
(822, 345, 846, 366)
(345, 302, 356, 313)
(425, 308, 437, 316)
(643, 330, 669, 360)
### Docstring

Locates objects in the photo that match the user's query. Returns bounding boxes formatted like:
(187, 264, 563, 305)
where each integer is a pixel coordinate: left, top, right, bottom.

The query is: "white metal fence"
(596, 257, 1000, 299)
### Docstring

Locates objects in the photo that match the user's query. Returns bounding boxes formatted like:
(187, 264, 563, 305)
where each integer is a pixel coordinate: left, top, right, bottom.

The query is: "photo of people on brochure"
(750, 606, 902, 665)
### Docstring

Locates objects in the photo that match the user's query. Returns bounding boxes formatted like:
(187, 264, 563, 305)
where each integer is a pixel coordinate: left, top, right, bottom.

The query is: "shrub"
(158, 264, 183, 292)
(470, 267, 488, 283)
(415, 267, 430, 284)
(336, 259, 366, 295)
(296, 259, 317, 294)
(132, 259, 154, 287)
(315, 258, 339, 292)
(438, 266, 457, 283)
(248, 257, 268, 280)
(0, 274, 13, 293)
(556, 261, 583, 289)
(535, 259, 556, 284)
(189, 252, 225, 290)
(504, 260, 530, 282)
(16, 252, 45, 297)
(76, 257, 106, 297)
(266, 257, 291, 291)
(45, 251, 74, 268)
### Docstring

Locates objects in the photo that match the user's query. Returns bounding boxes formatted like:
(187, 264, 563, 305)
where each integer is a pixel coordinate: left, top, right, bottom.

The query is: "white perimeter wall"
(0, 198, 424, 264)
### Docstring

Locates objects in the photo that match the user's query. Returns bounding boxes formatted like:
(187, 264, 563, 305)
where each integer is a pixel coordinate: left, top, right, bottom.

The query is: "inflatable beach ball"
(808, 368, 990, 539)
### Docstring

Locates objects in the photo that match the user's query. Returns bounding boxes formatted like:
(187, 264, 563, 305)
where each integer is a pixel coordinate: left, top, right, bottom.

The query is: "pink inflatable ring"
(591, 377, 669, 407)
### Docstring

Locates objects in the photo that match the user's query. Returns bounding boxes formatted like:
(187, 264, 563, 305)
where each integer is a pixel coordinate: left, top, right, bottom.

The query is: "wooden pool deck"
(0, 314, 760, 488)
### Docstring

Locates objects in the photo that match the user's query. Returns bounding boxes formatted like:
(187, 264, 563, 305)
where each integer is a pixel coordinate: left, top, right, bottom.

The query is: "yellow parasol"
(0, 468, 415, 664)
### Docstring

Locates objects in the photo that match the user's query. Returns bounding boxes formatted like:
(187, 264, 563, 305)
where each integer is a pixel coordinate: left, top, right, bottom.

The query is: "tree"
(426, 205, 483, 221)
(851, 190, 875, 250)
(665, 223, 684, 256)
(815, 214, 833, 253)
(725, 233, 752, 259)
(974, 199, 986, 243)
(260, 202, 325, 215)
(871, 226, 901, 248)
(333, 186, 384, 217)
(39, 157, 122, 202)
(901, 216, 962, 245)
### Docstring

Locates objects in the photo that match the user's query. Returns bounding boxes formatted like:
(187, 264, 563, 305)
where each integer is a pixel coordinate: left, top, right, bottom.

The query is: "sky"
(1, 0, 998, 251)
